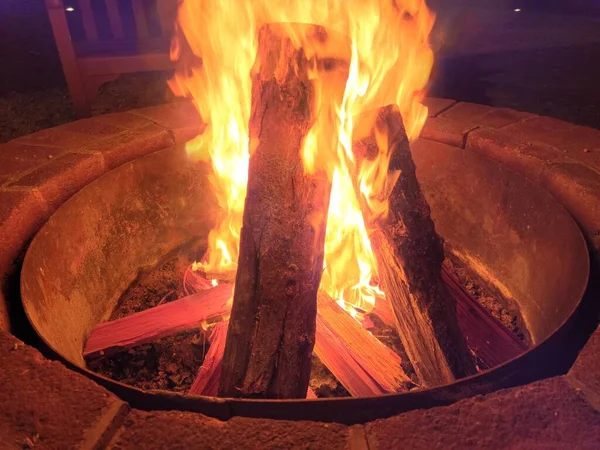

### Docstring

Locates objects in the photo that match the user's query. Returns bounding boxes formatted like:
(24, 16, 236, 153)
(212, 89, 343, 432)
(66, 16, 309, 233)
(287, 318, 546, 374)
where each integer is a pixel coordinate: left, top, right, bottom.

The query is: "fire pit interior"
(20, 137, 588, 422)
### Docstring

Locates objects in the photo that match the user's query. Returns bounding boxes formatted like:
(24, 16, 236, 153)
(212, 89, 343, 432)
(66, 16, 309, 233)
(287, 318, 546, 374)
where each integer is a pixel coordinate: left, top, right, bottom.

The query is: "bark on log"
(356, 105, 476, 386)
(315, 292, 412, 396)
(83, 284, 232, 359)
(219, 23, 349, 398)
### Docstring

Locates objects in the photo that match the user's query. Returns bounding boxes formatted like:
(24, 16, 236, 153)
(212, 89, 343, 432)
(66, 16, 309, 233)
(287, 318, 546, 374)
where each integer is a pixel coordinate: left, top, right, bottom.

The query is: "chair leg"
(71, 88, 92, 118)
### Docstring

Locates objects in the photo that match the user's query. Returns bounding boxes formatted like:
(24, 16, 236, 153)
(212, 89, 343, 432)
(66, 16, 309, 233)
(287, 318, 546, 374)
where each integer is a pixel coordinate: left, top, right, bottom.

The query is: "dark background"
(1, 0, 600, 141)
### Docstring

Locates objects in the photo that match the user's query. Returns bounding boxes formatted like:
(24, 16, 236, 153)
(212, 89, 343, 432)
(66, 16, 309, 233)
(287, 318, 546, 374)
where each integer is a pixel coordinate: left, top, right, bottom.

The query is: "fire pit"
(2, 1, 597, 443)
(20, 134, 588, 423)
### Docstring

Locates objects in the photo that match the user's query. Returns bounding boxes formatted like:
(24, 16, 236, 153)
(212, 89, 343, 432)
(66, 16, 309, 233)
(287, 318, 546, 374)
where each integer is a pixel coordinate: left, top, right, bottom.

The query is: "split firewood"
(355, 105, 476, 386)
(441, 268, 527, 369)
(306, 387, 317, 399)
(219, 23, 349, 399)
(372, 266, 527, 369)
(314, 292, 412, 397)
(189, 321, 229, 396)
(83, 284, 232, 359)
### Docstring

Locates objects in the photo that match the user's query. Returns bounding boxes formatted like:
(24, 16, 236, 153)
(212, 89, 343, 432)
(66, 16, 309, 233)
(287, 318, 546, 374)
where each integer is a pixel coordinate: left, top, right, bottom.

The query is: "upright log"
(219, 23, 348, 398)
(357, 105, 476, 386)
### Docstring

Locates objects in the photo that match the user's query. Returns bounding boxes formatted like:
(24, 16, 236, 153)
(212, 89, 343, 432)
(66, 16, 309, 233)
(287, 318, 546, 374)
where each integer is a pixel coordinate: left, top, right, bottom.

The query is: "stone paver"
(366, 377, 600, 450)
(439, 102, 494, 122)
(0, 188, 48, 331)
(568, 325, 600, 407)
(79, 124, 174, 170)
(111, 410, 355, 450)
(422, 98, 456, 117)
(423, 103, 537, 148)
(12, 118, 124, 150)
(499, 118, 600, 173)
(539, 161, 600, 245)
(420, 116, 474, 147)
(0, 330, 128, 449)
(466, 127, 569, 181)
(9, 152, 105, 209)
(0, 189, 48, 278)
(93, 112, 156, 130)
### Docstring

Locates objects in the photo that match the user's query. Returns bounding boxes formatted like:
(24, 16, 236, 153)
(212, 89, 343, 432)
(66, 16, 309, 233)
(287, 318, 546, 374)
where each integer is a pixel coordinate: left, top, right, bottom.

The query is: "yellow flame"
(170, 0, 435, 315)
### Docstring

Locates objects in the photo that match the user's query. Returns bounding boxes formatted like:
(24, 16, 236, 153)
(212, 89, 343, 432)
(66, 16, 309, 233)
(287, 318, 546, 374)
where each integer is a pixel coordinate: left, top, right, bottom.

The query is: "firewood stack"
(220, 23, 474, 398)
(84, 23, 485, 400)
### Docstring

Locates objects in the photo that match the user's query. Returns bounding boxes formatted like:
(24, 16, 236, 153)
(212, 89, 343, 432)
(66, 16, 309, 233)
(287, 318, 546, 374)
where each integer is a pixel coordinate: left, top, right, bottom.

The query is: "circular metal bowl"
(21, 141, 589, 424)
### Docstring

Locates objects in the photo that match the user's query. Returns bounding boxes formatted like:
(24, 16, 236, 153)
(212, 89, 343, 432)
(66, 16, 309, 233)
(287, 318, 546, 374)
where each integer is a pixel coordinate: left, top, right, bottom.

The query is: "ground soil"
(85, 247, 528, 397)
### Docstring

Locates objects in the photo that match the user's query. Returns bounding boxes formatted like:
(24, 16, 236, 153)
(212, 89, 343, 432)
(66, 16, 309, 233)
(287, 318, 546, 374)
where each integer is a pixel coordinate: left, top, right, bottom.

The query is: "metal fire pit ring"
(20, 141, 589, 424)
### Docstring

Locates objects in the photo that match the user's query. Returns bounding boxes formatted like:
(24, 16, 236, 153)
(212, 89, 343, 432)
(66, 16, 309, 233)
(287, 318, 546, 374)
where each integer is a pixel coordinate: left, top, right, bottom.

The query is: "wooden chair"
(45, 0, 177, 117)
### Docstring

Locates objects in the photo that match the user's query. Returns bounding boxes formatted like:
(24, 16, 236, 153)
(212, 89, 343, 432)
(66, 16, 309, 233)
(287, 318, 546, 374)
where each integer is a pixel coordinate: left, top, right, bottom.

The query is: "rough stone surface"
(13, 118, 124, 149)
(0, 153, 40, 177)
(93, 112, 156, 130)
(569, 326, 600, 408)
(502, 116, 574, 142)
(420, 116, 473, 147)
(477, 108, 536, 129)
(502, 118, 600, 173)
(423, 97, 456, 117)
(9, 152, 105, 209)
(0, 189, 48, 277)
(0, 330, 127, 449)
(421, 104, 535, 149)
(79, 125, 174, 170)
(539, 161, 600, 244)
(111, 410, 352, 450)
(0, 142, 65, 162)
(0, 189, 48, 331)
(466, 127, 570, 181)
(173, 125, 206, 145)
(467, 127, 600, 248)
(439, 101, 495, 122)
(0, 142, 67, 180)
(366, 377, 600, 450)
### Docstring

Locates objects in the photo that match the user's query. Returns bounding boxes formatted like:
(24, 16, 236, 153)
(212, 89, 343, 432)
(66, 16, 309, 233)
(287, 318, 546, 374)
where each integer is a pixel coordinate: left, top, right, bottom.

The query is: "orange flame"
(170, 0, 435, 315)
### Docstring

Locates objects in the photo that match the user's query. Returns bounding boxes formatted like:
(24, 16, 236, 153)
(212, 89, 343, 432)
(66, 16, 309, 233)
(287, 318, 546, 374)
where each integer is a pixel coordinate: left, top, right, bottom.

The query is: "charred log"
(219, 23, 349, 398)
(83, 284, 232, 360)
(356, 105, 476, 386)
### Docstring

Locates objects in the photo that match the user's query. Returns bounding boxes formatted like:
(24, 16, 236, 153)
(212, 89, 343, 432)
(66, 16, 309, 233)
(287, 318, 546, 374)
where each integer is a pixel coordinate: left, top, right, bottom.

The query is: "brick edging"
(421, 99, 600, 256)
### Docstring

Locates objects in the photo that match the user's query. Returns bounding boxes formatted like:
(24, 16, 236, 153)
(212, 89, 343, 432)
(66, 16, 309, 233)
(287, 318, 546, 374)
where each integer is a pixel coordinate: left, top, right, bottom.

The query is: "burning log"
(189, 321, 229, 396)
(83, 284, 232, 359)
(357, 105, 476, 386)
(219, 23, 349, 398)
(314, 292, 412, 397)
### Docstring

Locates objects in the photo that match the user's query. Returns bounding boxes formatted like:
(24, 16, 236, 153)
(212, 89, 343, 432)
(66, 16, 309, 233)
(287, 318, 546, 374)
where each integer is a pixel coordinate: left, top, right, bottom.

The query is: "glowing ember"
(169, 0, 435, 316)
